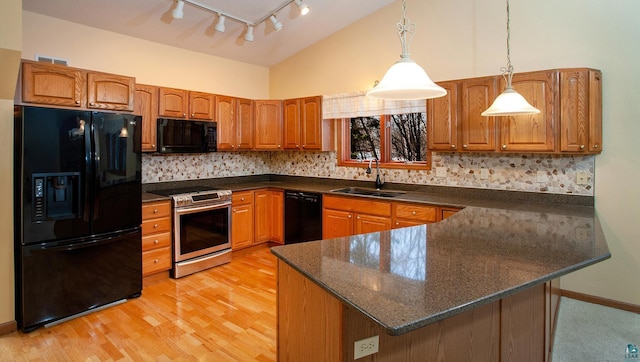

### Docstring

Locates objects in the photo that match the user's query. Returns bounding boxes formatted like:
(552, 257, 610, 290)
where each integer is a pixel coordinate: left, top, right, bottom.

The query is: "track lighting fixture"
(172, 0, 184, 19)
(269, 15, 283, 32)
(244, 24, 254, 42)
(215, 13, 226, 33)
(294, 0, 310, 16)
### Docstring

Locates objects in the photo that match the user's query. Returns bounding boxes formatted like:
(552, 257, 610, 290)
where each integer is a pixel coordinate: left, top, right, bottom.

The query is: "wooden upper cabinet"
(427, 81, 459, 151)
(159, 87, 188, 118)
(499, 70, 557, 152)
(236, 98, 255, 150)
(158, 88, 214, 120)
(22, 61, 85, 107)
(283, 98, 301, 149)
(255, 100, 283, 150)
(300, 96, 324, 150)
(460, 76, 497, 151)
(87, 72, 135, 111)
(188, 91, 214, 120)
(134, 84, 159, 152)
(216, 95, 236, 150)
(559, 69, 602, 153)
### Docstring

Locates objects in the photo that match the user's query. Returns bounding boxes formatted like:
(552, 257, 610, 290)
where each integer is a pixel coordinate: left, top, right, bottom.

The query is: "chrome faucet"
(374, 158, 384, 190)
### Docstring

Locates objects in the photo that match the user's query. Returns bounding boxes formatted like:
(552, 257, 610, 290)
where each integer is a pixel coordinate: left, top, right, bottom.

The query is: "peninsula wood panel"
(500, 284, 546, 362)
(277, 260, 342, 362)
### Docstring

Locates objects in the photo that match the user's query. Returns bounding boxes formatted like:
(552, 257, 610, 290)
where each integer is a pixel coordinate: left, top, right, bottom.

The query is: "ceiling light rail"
(171, 0, 310, 39)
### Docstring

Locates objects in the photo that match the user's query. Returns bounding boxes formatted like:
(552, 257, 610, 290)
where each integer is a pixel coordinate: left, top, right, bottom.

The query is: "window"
(338, 112, 430, 170)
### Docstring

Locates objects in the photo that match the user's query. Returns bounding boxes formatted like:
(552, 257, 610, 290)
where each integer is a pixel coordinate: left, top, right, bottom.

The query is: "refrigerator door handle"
(28, 231, 135, 254)
(92, 121, 101, 221)
(83, 118, 93, 222)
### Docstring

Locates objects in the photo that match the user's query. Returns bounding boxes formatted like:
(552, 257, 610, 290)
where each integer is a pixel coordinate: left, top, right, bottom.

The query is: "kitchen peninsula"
(270, 186, 609, 361)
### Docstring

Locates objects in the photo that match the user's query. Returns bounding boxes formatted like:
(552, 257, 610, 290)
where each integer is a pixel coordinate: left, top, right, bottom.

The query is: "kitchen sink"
(330, 187, 406, 198)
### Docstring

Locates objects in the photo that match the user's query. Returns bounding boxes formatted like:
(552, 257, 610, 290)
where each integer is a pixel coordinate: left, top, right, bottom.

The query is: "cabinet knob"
(152, 144, 156, 148)
(396, 222, 400, 225)
(154, 259, 159, 263)
(357, 216, 361, 220)
(153, 209, 159, 213)
(241, 197, 245, 201)
(183, 113, 186, 117)
(233, 209, 236, 213)
(451, 144, 456, 149)
(594, 144, 599, 148)
(412, 211, 417, 215)
(75, 100, 80, 104)
(302, 145, 306, 148)
(154, 239, 159, 244)
(191, 113, 195, 117)
(89, 102, 95, 106)
(580, 145, 585, 150)
(153, 224, 159, 228)
(348, 215, 352, 219)
(278, 145, 281, 148)
(463, 144, 468, 149)
(502, 145, 507, 150)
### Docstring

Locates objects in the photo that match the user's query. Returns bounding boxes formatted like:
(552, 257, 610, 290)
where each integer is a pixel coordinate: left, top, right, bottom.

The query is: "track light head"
(294, 0, 310, 16)
(215, 13, 226, 32)
(244, 24, 254, 42)
(172, 0, 184, 19)
(269, 15, 283, 32)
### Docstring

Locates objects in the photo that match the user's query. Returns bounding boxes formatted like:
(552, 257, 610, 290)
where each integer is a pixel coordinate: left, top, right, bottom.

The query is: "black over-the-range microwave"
(157, 118, 217, 154)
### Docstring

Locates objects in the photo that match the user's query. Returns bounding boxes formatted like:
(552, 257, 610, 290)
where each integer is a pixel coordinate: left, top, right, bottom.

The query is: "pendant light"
(366, 0, 446, 100)
(482, 0, 539, 116)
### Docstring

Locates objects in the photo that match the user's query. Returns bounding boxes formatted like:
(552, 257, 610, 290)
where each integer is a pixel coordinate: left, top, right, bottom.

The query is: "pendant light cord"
(502, 0, 514, 88)
(397, 0, 416, 59)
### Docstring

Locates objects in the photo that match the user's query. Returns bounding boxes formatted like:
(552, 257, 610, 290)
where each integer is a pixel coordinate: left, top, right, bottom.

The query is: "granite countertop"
(142, 175, 609, 335)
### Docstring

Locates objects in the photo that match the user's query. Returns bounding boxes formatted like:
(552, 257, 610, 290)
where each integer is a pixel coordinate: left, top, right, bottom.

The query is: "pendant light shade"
(366, 0, 446, 100)
(483, 0, 539, 116)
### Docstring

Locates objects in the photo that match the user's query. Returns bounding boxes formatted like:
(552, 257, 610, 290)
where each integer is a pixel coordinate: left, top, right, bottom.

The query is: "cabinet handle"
(502, 145, 507, 150)
(153, 224, 159, 228)
(153, 209, 159, 213)
(451, 144, 456, 149)
(580, 145, 585, 150)
(463, 144, 468, 149)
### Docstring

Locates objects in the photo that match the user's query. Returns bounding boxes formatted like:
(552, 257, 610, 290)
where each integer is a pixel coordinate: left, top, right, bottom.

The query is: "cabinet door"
(301, 96, 323, 150)
(499, 71, 556, 152)
(427, 81, 459, 151)
(283, 98, 301, 149)
(323, 209, 354, 239)
(255, 100, 283, 150)
(440, 207, 462, 220)
(159, 87, 188, 118)
(134, 84, 159, 152)
(270, 190, 284, 244)
(559, 69, 603, 153)
(355, 214, 392, 235)
(189, 91, 214, 120)
(22, 62, 84, 107)
(216, 95, 237, 150)
(87, 72, 135, 111)
(236, 98, 255, 150)
(461, 77, 497, 151)
(254, 190, 270, 244)
(231, 203, 254, 250)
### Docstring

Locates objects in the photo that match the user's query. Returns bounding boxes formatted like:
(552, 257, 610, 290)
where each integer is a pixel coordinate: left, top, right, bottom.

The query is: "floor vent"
(35, 55, 68, 66)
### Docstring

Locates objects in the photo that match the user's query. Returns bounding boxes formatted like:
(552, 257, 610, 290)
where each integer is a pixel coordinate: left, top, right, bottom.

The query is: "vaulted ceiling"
(23, 0, 396, 67)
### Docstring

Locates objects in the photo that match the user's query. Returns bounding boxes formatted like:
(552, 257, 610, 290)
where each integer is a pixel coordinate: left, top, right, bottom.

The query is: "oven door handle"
(174, 203, 231, 216)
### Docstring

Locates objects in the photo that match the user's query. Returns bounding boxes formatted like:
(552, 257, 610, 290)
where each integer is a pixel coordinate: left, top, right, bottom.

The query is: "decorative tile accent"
(142, 151, 595, 196)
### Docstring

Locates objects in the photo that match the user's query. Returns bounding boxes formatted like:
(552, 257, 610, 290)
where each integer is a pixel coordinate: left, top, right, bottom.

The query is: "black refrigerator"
(14, 106, 143, 332)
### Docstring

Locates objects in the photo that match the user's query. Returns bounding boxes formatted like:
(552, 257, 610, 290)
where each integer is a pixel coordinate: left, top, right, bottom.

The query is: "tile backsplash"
(142, 151, 595, 196)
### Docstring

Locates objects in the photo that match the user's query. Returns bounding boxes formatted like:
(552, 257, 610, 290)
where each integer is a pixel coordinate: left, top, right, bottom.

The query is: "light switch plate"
(576, 171, 589, 185)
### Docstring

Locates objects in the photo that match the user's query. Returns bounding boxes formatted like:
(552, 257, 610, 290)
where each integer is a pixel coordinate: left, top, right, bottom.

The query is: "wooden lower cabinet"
(440, 206, 462, 220)
(323, 195, 392, 239)
(392, 202, 439, 228)
(232, 189, 284, 250)
(278, 260, 560, 362)
(141, 200, 172, 276)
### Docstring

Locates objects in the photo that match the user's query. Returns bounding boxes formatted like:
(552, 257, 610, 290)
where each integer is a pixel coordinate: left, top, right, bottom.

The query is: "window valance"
(321, 91, 426, 119)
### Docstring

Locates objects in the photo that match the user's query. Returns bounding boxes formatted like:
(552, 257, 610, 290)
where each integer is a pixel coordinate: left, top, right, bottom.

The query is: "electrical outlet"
(480, 168, 490, 180)
(576, 171, 589, 185)
(435, 167, 447, 178)
(354, 335, 379, 359)
(537, 171, 547, 183)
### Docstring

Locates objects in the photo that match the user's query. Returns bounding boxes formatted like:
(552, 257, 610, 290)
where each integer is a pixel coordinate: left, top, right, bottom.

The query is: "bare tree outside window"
(350, 116, 380, 161)
(389, 113, 427, 162)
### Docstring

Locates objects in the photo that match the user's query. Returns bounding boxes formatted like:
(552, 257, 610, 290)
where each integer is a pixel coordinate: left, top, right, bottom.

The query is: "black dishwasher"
(284, 191, 323, 244)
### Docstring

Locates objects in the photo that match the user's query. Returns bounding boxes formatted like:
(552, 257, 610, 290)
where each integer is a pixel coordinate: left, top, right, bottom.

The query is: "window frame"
(336, 114, 432, 171)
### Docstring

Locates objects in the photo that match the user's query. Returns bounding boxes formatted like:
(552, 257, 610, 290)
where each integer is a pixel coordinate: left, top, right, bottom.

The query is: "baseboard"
(0, 320, 17, 335)
(560, 289, 640, 314)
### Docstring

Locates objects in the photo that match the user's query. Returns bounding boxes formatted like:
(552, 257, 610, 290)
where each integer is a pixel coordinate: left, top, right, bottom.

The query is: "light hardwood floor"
(0, 245, 277, 361)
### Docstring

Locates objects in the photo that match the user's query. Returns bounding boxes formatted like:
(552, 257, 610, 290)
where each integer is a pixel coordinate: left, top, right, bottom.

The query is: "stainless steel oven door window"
(174, 203, 231, 262)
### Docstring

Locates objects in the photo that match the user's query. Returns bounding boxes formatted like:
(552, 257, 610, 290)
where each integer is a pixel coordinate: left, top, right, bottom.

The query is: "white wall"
(271, 0, 640, 305)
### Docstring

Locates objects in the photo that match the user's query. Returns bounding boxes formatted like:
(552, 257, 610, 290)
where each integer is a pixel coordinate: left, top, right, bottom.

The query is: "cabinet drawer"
(232, 191, 254, 205)
(323, 195, 392, 217)
(142, 217, 171, 235)
(143, 247, 172, 276)
(394, 203, 438, 222)
(142, 232, 171, 252)
(142, 201, 171, 219)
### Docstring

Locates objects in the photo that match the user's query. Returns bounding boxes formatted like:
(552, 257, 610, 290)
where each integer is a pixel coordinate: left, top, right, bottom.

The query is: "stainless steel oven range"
(152, 186, 232, 278)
